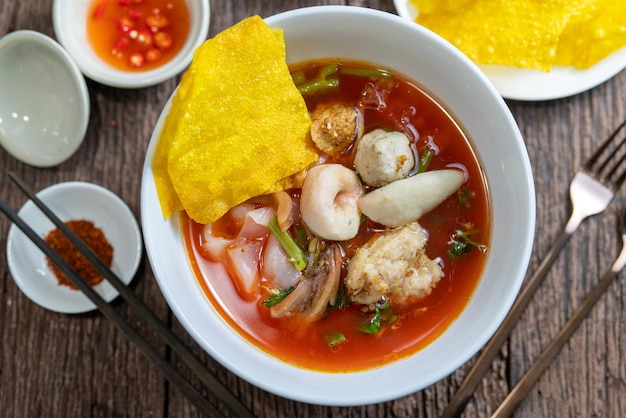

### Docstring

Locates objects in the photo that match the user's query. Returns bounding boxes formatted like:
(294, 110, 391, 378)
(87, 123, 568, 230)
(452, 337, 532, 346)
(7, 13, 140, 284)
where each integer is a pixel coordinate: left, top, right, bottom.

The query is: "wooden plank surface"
(1, 1, 625, 417)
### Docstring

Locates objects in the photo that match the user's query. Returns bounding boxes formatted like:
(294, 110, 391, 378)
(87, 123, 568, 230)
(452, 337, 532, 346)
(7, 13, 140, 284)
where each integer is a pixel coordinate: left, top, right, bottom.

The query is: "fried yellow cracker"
(408, 0, 474, 14)
(152, 15, 317, 224)
(412, 0, 575, 71)
(555, 0, 626, 69)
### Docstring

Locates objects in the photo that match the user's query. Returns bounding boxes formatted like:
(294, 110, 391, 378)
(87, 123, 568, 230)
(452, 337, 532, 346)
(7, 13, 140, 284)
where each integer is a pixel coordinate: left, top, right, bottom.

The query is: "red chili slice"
(135, 28, 154, 47)
(111, 37, 130, 58)
(146, 13, 169, 30)
(153, 31, 173, 50)
(128, 53, 145, 68)
(128, 9, 143, 20)
(92, 0, 107, 19)
(117, 16, 134, 34)
(145, 48, 162, 62)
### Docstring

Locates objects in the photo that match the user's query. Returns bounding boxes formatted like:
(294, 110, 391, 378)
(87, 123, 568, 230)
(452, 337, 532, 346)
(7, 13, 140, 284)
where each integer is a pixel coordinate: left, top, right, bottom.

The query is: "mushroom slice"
(270, 244, 342, 324)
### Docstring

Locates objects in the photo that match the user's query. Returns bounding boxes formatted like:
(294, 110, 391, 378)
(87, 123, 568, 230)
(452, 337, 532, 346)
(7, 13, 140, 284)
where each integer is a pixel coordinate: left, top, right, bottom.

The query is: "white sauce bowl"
(0, 30, 89, 167)
(52, 0, 210, 89)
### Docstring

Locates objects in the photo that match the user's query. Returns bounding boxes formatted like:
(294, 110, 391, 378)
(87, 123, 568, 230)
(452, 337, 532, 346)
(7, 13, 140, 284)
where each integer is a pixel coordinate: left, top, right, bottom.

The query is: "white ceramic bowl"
(0, 30, 89, 167)
(52, 0, 210, 88)
(7, 182, 143, 314)
(141, 6, 535, 406)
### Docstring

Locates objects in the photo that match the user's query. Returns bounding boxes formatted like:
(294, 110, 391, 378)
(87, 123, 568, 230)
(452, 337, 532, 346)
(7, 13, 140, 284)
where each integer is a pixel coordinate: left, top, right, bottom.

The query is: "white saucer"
(6, 182, 143, 314)
(393, 0, 626, 101)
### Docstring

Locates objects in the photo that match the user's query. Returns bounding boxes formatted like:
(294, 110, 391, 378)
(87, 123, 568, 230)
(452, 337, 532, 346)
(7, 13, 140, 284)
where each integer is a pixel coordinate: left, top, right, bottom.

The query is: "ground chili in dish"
(43, 220, 113, 289)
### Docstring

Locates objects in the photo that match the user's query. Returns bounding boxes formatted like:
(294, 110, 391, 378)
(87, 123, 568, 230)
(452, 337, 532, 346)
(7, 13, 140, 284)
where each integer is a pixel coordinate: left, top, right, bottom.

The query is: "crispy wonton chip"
(152, 15, 317, 224)
(411, 0, 575, 71)
(554, 0, 626, 69)
(409, 0, 626, 71)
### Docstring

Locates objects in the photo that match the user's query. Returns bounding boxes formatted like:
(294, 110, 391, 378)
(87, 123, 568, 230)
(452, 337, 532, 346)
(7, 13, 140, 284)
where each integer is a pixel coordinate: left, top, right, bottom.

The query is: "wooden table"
(1, 1, 625, 417)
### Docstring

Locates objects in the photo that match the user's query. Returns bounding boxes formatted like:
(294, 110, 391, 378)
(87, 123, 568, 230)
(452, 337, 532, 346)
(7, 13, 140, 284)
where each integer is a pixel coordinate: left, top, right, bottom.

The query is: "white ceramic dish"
(6, 182, 143, 314)
(141, 6, 535, 406)
(394, 0, 626, 101)
(52, 0, 210, 89)
(0, 30, 90, 167)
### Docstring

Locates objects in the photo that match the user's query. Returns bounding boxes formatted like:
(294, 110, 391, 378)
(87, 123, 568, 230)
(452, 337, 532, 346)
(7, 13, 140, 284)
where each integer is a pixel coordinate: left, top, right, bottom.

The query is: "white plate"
(6, 182, 143, 314)
(394, 0, 626, 101)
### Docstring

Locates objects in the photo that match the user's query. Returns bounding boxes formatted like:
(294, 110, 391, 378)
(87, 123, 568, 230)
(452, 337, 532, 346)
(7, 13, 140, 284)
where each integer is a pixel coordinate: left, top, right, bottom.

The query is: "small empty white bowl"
(6, 181, 143, 314)
(0, 30, 90, 167)
(52, 0, 210, 89)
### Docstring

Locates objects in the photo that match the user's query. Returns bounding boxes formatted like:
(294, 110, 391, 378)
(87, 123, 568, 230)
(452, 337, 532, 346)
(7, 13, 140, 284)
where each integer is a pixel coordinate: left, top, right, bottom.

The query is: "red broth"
(181, 60, 491, 372)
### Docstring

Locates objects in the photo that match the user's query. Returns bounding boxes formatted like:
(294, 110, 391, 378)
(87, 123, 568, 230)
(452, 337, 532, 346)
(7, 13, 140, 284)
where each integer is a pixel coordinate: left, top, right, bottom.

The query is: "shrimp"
(300, 164, 364, 241)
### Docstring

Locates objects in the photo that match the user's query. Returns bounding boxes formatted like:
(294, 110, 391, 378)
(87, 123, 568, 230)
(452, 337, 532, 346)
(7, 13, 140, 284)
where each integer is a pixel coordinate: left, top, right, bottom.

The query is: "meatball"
(354, 129, 415, 187)
(310, 103, 363, 156)
(345, 222, 443, 306)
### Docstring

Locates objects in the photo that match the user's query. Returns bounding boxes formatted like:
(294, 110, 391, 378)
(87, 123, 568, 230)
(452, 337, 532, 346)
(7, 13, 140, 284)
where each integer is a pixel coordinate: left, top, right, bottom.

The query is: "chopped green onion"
(447, 229, 487, 260)
(268, 216, 308, 271)
(457, 187, 473, 209)
(261, 287, 295, 307)
(329, 285, 350, 311)
(417, 148, 434, 173)
(327, 332, 347, 347)
(360, 307, 382, 334)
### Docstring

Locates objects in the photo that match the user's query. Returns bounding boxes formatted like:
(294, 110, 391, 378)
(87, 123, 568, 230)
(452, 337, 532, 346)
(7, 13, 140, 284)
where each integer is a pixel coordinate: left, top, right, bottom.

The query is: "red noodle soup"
(182, 59, 490, 372)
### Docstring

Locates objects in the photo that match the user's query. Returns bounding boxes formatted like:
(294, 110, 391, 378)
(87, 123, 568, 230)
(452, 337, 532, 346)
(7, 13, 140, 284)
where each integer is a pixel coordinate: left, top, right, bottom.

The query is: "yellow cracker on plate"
(555, 0, 626, 69)
(412, 0, 576, 71)
(152, 15, 317, 224)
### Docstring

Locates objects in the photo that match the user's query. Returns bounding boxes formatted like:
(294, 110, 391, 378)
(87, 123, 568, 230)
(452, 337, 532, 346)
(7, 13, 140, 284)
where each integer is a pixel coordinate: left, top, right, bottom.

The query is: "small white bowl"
(141, 6, 535, 406)
(52, 0, 210, 89)
(0, 30, 90, 167)
(6, 182, 143, 314)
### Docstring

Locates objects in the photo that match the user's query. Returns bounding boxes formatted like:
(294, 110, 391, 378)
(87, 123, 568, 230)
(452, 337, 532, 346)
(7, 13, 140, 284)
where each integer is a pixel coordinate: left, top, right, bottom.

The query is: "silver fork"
(441, 119, 626, 418)
(491, 206, 626, 416)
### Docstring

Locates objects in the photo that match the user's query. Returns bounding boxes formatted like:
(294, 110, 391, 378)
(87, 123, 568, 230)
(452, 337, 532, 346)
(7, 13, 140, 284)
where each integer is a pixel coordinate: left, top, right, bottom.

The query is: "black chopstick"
(4, 172, 253, 418)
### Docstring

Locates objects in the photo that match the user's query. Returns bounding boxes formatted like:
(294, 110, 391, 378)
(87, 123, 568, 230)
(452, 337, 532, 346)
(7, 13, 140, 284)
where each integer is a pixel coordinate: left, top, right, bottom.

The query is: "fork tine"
(584, 119, 626, 189)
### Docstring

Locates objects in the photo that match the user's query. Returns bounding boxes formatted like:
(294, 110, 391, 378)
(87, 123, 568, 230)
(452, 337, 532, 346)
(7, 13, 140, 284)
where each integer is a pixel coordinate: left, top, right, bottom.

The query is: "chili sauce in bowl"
(86, 0, 191, 72)
(52, 0, 210, 88)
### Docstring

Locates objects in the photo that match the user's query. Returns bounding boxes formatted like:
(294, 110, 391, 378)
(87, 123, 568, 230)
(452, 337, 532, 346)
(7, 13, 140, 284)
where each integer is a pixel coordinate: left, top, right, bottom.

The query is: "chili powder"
(43, 220, 114, 289)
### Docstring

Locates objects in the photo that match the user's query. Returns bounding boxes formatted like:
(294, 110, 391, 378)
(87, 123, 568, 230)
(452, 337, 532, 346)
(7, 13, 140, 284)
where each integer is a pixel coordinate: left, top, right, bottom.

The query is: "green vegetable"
(268, 216, 308, 271)
(329, 285, 351, 311)
(360, 307, 382, 334)
(457, 187, 473, 209)
(327, 332, 347, 347)
(290, 70, 306, 85)
(296, 64, 340, 95)
(294, 226, 307, 249)
(319, 64, 339, 78)
(447, 229, 487, 260)
(297, 77, 339, 95)
(340, 67, 392, 79)
(417, 148, 434, 173)
(261, 287, 295, 308)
